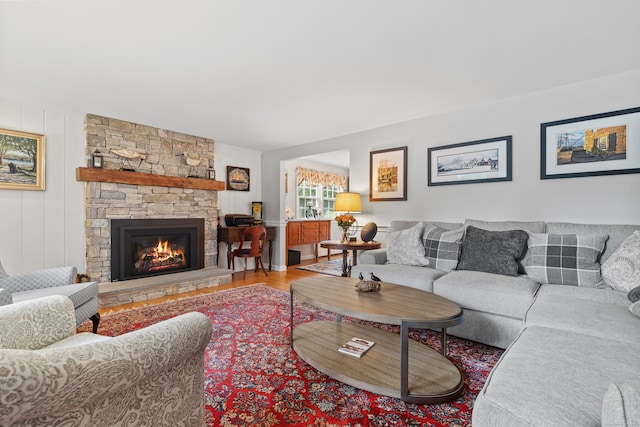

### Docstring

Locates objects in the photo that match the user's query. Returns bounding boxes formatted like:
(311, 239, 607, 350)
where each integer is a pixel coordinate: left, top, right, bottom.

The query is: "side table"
(319, 240, 381, 277)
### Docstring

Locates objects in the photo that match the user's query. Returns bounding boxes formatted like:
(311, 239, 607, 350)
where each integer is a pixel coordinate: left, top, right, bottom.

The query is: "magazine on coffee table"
(338, 337, 375, 359)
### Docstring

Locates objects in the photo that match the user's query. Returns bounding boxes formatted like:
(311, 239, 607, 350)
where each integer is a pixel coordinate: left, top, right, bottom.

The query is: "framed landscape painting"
(541, 106, 640, 179)
(0, 128, 45, 191)
(369, 146, 407, 201)
(428, 136, 512, 186)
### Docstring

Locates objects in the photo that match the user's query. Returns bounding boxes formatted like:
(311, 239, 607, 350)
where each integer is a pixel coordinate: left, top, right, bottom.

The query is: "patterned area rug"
(296, 259, 344, 276)
(80, 284, 503, 426)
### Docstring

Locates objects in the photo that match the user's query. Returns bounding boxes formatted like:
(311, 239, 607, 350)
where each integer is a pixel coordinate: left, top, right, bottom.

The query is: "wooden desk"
(320, 240, 381, 277)
(217, 226, 276, 270)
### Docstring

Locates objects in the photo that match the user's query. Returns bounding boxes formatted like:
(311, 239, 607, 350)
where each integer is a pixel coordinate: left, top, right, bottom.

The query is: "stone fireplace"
(81, 115, 231, 306)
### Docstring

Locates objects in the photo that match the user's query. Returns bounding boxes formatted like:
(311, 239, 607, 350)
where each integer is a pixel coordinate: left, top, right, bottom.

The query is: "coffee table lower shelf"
(292, 320, 463, 404)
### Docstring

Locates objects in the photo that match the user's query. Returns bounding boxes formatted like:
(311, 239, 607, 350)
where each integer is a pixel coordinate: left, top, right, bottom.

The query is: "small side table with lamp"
(324, 191, 380, 276)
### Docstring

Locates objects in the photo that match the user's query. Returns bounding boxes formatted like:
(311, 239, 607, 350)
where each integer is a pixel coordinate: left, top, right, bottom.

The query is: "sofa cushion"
(525, 286, 637, 342)
(602, 230, 640, 292)
(602, 384, 640, 427)
(12, 282, 98, 310)
(350, 263, 445, 293)
(524, 232, 608, 287)
(385, 222, 429, 266)
(473, 326, 640, 427)
(457, 226, 528, 276)
(433, 270, 540, 319)
(423, 224, 464, 272)
(545, 222, 640, 264)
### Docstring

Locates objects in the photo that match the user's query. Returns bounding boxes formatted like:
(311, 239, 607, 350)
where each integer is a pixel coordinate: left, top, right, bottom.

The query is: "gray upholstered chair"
(0, 260, 100, 332)
(0, 295, 212, 426)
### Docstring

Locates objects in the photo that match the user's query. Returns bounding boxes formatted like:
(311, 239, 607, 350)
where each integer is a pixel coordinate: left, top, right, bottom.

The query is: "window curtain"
(296, 167, 347, 189)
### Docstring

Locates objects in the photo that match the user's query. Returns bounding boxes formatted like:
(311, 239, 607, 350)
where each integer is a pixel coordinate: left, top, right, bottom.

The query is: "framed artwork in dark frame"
(369, 146, 408, 201)
(540, 106, 640, 180)
(226, 166, 250, 191)
(428, 136, 512, 186)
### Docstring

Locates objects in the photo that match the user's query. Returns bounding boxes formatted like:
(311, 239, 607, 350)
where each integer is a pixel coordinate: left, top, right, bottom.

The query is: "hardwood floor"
(101, 257, 327, 313)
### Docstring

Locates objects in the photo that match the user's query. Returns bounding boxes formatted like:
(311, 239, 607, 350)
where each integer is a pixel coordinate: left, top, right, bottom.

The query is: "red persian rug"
(79, 284, 503, 426)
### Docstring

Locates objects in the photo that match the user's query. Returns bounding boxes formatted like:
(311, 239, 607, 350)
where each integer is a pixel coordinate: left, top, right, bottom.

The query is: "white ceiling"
(2, 1, 639, 153)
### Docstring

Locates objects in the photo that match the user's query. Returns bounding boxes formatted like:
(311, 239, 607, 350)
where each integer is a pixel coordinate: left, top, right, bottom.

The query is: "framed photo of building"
(428, 136, 512, 186)
(226, 166, 250, 191)
(541, 106, 640, 179)
(369, 146, 407, 201)
(251, 201, 263, 221)
(0, 128, 45, 191)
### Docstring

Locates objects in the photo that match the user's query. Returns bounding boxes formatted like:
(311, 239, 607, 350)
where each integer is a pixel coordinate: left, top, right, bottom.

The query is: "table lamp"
(335, 192, 362, 240)
(334, 192, 362, 214)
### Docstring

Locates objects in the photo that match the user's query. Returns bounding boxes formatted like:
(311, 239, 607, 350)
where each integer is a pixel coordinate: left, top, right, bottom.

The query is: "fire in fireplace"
(111, 218, 204, 281)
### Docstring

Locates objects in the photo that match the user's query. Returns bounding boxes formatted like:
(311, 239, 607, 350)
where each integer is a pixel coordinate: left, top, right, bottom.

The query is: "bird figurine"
(358, 272, 364, 280)
(110, 148, 146, 171)
(178, 151, 203, 177)
(370, 272, 381, 282)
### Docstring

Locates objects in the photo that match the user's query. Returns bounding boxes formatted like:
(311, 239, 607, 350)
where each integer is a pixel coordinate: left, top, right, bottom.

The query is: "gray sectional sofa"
(350, 219, 640, 427)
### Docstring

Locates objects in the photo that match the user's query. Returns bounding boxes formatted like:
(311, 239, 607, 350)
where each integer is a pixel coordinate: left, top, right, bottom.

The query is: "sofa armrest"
(0, 288, 12, 306)
(0, 311, 213, 425)
(0, 295, 76, 350)
(359, 248, 388, 265)
(0, 266, 77, 293)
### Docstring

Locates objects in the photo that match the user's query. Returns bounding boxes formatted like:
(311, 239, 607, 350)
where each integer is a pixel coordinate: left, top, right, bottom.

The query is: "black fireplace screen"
(111, 218, 204, 281)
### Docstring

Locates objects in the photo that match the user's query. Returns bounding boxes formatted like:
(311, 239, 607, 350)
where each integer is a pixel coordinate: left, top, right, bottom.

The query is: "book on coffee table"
(338, 337, 375, 358)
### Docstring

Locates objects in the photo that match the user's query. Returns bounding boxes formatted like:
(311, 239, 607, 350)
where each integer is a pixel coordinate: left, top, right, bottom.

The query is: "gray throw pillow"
(386, 222, 429, 266)
(456, 226, 528, 276)
(602, 383, 640, 426)
(525, 232, 608, 287)
(629, 286, 640, 303)
(602, 230, 640, 292)
(423, 224, 464, 272)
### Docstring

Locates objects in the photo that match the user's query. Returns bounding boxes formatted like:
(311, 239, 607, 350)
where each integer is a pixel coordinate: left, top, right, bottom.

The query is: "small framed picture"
(226, 166, 250, 191)
(428, 136, 512, 186)
(251, 201, 263, 221)
(540, 106, 640, 179)
(0, 128, 45, 191)
(369, 146, 408, 201)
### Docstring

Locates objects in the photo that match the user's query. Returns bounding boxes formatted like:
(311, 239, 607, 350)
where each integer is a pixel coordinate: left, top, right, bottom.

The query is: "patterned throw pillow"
(456, 226, 529, 276)
(386, 222, 429, 266)
(423, 224, 464, 272)
(602, 231, 640, 292)
(524, 233, 608, 287)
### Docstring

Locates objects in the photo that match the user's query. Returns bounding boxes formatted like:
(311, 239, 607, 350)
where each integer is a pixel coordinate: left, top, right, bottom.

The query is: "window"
(297, 181, 343, 219)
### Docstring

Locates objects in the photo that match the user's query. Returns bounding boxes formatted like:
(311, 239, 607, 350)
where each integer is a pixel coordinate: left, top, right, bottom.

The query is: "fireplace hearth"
(111, 218, 204, 281)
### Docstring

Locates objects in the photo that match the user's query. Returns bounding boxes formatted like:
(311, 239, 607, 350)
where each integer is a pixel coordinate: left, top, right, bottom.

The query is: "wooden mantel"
(76, 167, 225, 191)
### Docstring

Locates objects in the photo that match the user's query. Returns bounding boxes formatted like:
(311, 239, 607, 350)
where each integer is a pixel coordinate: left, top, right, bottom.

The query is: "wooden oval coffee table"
(290, 276, 464, 404)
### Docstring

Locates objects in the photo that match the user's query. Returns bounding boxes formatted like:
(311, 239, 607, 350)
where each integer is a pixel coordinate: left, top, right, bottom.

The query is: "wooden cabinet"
(286, 220, 331, 264)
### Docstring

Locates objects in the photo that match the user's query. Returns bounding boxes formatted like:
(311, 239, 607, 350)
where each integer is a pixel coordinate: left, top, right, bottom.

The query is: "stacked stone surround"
(83, 114, 223, 291)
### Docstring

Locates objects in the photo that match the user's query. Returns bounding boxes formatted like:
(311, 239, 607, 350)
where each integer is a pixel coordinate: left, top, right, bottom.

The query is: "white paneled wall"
(0, 99, 86, 275)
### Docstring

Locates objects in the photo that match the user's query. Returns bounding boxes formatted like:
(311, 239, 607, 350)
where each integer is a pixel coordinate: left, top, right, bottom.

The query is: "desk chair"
(230, 226, 269, 279)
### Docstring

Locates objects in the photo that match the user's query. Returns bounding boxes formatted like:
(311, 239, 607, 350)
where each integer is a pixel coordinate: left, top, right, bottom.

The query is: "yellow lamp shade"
(334, 192, 362, 213)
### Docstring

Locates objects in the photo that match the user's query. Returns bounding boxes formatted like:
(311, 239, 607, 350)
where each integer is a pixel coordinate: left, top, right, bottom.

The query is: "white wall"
(262, 69, 640, 269)
(0, 98, 86, 275)
(213, 142, 263, 270)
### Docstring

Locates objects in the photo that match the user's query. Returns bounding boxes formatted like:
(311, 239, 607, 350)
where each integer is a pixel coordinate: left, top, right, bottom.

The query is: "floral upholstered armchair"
(0, 260, 100, 332)
(0, 295, 213, 426)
